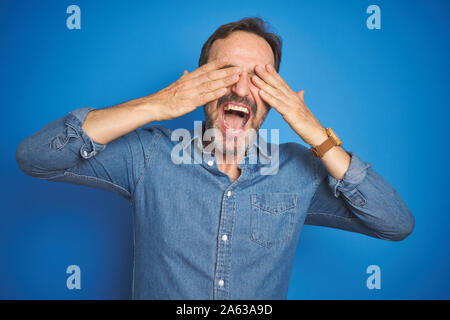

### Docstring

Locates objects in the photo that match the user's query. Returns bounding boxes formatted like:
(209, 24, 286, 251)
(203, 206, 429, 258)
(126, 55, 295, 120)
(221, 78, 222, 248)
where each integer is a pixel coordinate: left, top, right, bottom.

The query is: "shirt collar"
(188, 121, 273, 166)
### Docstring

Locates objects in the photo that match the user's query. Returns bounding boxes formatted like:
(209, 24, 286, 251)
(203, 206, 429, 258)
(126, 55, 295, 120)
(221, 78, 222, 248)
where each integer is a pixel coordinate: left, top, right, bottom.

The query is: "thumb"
(179, 70, 189, 80)
(297, 90, 305, 100)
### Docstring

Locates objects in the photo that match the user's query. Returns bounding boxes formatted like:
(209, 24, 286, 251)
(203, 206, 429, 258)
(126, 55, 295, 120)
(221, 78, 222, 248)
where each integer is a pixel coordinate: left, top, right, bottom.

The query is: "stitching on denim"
(223, 188, 236, 300)
(132, 128, 163, 199)
(337, 157, 372, 194)
(65, 123, 80, 138)
(50, 134, 68, 150)
(251, 203, 296, 214)
(51, 123, 81, 151)
(342, 188, 367, 207)
(250, 224, 293, 248)
(64, 171, 131, 198)
(250, 194, 297, 214)
(307, 172, 326, 215)
(130, 199, 137, 299)
(250, 193, 298, 248)
(306, 211, 359, 223)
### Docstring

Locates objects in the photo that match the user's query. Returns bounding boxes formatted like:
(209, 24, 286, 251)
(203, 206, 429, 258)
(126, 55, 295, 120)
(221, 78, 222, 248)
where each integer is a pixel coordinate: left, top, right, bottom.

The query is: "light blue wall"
(1, 0, 448, 299)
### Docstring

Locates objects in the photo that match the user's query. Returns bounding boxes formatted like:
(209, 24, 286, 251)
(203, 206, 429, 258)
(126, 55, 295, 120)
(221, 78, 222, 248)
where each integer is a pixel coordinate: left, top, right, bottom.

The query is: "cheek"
(249, 86, 263, 107)
(205, 100, 218, 111)
(249, 87, 268, 117)
(204, 101, 218, 119)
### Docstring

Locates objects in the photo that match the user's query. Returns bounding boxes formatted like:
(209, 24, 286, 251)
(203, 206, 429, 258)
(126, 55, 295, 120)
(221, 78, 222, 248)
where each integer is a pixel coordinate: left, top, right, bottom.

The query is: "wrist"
(308, 126, 328, 147)
(141, 95, 167, 122)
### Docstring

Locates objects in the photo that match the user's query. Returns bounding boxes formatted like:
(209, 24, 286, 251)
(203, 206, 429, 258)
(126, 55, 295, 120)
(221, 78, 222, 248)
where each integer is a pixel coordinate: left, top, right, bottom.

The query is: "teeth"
(224, 104, 249, 114)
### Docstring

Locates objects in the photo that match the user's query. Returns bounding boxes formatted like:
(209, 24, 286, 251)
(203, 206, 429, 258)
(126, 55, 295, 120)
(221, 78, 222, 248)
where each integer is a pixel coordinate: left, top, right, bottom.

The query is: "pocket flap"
(251, 193, 297, 214)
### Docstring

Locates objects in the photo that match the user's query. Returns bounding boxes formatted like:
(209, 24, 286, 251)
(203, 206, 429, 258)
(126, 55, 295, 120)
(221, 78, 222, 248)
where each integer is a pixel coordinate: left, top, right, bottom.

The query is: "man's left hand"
(252, 64, 328, 146)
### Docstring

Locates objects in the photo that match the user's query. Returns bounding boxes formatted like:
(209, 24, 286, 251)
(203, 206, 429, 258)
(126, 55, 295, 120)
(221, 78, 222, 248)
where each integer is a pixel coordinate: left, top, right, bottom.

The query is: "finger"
(179, 70, 189, 80)
(184, 57, 231, 80)
(297, 90, 305, 100)
(266, 64, 290, 88)
(259, 89, 283, 112)
(196, 87, 228, 105)
(255, 64, 290, 96)
(187, 66, 241, 89)
(196, 73, 240, 94)
(251, 75, 281, 98)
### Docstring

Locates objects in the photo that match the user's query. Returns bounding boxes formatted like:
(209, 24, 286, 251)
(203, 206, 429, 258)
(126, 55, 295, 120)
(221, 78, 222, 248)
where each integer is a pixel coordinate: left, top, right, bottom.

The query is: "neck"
(216, 154, 242, 182)
(213, 148, 246, 183)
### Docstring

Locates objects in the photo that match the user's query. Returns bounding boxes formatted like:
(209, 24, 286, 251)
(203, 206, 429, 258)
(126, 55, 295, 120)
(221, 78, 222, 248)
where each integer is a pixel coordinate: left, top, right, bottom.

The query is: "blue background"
(1, 0, 449, 299)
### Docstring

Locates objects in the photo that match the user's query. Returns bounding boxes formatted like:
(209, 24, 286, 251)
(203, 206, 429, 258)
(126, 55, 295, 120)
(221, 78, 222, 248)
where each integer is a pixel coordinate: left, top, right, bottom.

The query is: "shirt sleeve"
(305, 152, 415, 241)
(16, 107, 160, 200)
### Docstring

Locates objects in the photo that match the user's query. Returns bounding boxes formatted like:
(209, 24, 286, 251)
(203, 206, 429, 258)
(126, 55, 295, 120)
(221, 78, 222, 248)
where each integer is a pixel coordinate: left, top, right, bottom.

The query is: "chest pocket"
(250, 193, 298, 248)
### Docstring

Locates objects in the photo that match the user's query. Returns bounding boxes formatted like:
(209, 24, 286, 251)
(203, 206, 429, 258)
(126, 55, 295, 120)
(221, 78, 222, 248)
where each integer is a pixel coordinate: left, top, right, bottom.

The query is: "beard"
(203, 93, 270, 157)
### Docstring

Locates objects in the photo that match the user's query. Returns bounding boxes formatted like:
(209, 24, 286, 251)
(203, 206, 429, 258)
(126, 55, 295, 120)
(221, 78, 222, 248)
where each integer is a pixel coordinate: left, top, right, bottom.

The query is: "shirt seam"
(131, 128, 163, 199)
(306, 211, 359, 222)
(63, 171, 131, 199)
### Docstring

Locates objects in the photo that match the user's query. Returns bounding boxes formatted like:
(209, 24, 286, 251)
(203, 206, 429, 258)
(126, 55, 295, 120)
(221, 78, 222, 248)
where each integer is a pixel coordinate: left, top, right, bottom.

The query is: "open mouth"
(220, 102, 252, 135)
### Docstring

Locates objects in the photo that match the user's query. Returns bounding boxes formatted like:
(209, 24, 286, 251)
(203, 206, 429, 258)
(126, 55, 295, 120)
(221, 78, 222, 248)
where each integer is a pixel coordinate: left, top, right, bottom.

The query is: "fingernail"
(267, 64, 274, 72)
(255, 65, 262, 72)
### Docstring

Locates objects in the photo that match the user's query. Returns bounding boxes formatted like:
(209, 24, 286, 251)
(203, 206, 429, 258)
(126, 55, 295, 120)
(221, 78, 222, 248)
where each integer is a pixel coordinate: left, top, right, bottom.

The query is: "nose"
(231, 70, 252, 97)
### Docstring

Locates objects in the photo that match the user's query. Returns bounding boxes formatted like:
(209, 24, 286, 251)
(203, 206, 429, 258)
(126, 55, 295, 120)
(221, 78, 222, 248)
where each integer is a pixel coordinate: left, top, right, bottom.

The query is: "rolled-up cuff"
(327, 152, 371, 202)
(50, 107, 106, 159)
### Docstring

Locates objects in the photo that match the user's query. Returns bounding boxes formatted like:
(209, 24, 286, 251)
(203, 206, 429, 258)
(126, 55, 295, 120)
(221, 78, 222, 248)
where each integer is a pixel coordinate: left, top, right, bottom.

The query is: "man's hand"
(148, 58, 241, 121)
(251, 63, 350, 179)
(82, 58, 240, 145)
(251, 64, 328, 146)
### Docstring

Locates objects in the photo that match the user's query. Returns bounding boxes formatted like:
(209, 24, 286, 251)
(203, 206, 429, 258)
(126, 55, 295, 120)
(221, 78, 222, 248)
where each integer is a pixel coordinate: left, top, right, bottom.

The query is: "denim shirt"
(16, 107, 415, 299)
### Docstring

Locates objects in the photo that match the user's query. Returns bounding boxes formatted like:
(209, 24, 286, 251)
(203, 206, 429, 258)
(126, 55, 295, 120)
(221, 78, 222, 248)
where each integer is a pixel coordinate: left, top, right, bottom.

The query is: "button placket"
(213, 187, 236, 299)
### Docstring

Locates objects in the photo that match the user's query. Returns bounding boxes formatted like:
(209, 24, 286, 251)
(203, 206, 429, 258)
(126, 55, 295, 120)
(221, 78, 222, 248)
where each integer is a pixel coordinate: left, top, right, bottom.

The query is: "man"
(16, 17, 414, 299)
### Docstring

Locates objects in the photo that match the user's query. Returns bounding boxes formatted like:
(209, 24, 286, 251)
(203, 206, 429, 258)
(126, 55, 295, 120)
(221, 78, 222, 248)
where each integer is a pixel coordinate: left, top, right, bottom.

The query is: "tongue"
(224, 113, 245, 129)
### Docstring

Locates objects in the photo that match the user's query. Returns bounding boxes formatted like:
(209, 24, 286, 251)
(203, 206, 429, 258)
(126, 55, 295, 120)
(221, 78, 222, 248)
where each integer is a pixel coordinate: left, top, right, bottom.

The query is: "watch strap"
(311, 137, 336, 158)
(310, 128, 342, 158)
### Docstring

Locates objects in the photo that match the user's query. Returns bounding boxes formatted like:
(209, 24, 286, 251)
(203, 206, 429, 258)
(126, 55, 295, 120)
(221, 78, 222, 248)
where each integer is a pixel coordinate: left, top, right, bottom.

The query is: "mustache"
(217, 93, 257, 114)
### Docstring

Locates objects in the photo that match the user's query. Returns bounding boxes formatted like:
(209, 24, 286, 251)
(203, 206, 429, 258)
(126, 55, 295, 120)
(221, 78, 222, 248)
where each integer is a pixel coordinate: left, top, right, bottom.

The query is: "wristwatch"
(310, 128, 342, 158)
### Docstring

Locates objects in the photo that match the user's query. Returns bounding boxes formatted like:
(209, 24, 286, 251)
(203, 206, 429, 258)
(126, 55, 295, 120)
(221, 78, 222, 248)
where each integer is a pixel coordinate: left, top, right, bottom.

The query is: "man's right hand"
(147, 57, 241, 121)
(81, 58, 241, 145)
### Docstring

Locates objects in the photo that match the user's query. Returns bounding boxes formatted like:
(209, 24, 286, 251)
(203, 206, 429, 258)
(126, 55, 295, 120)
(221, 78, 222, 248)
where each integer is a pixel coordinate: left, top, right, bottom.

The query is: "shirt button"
(207, 160, 214, 167)
(222, 234, 228, 242)
(227, 191, 232, 197)
(218, 280, 224, 287)
(82, 150, 88, 157)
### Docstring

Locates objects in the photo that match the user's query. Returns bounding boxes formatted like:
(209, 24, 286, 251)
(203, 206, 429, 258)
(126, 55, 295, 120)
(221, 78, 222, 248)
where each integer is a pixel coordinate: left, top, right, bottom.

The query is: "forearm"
(81, 96, 162, 145)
